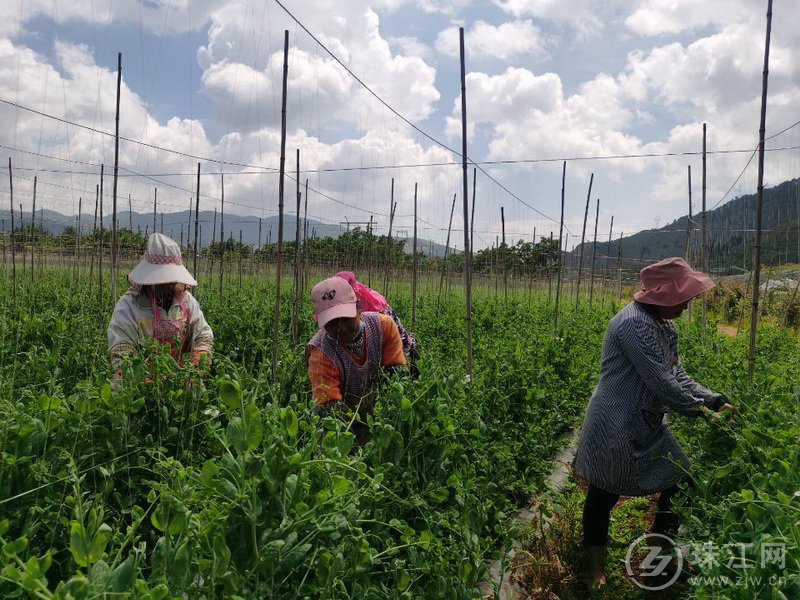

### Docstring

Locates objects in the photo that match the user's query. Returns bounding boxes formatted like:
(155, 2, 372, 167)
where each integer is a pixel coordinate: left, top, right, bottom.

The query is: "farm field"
(1, 266, 798, 598)
(1, 267, 608, 598)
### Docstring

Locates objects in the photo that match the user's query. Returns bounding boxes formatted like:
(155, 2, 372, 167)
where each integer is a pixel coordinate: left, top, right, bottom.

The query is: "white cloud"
(492, 0, 610, 36)
(625, 0, 752, 37)
(435, 19, 546, 61)
(388, 36, 433, 61)
(198, 4, 440, 131)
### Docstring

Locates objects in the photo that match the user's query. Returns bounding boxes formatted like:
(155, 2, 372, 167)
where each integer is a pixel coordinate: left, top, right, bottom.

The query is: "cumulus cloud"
(625, 0, 753, 37)
(198, 3, 440, 131)
(492, 0, 617, 36)
(435, 19, 546, 61)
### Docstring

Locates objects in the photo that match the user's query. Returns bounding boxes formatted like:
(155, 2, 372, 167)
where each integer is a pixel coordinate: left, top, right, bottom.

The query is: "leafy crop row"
(0, 270, 606, 598)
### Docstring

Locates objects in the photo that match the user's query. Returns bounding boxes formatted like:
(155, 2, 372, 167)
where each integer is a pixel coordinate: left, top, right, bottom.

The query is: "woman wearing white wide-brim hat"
(107, 233, 213, 380)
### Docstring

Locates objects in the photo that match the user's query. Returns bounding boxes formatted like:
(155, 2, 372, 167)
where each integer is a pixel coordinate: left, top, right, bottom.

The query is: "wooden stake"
(501, 206, 507, 301)
(554, 161, 566, 332)
(193, 163, 200, 279)
(30, 176, 36, 294)
(412, 182, 418, 334)
(605, 216, 614, 307)
(99, 165, 105, 321)
(589, 197, 600, 308)
(685, 165, 693, 260)
(459, 26, 474, 379)
(748, 0, 773, 378)
(576, 173, 593, 310)
(617, 231, 623, 304)
(219, 173, 225, 298)
(303, 178, 309, 292)
(292, 149, 301, 344)
(112, 52, 122, 306)
(209, 207, 217, 278)
(438, 192, 457, 305)
(271, 30, 289, 382)
(701, 124, 708, 340)
(8, 158, 16, 310)
(383, 178, 394, 295)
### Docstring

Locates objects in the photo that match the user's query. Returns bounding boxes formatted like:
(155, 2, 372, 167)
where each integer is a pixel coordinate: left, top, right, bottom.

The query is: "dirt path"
(717, 324, 738, 337)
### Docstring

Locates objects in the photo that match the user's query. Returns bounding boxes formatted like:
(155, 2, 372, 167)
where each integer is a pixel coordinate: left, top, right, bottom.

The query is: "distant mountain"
(0, 209, 452, 257)
(572, 178, 800, 273)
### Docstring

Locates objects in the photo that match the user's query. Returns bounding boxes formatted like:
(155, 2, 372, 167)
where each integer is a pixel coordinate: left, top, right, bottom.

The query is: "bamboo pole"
(701, 124, 708, 340)
(367, 215, 374, 287)
(292, 149, 301, 344)
(111, 52, 122, 306)
(438, 192, 457, 306)
(193, 164, 200, 279)
(384, 201, 397, 297)
(128, 194, 133, 231)
(29, 176, 36, 295)
(589, 197, 600, 308)
(271, 30, 289, 382)
(90, 184, 98, 284)
(554, 161, 566, 332)
(153, 188, 157, 235)
(238, 229, 243, 290)
(617, 231, 624, 304)
(459, 27, 474, 379)
(303, 178, 309, 292)
(18, 203, 24, 282)
(604, 217, 614, 306)
(209, 207, 216, 278)
(748, 0, 773, 377)
(548, 231, 553, 303)
(8, 158, 16, 310)
(412, 182, 418, 334)
(219, 173, 225, 299)
(99, 166, 105, 322)
(383, 178, 395, 295)
(75, 198, 82, 283)
(685, 165, 693, 260)
(575, 173, 593, 310)
(470, 167, 476, 271)
(501, 206, 507, 301)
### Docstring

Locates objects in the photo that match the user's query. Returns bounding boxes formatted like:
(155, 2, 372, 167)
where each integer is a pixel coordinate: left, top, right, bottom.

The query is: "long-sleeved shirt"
(306, 312, 406, 405)
(573, 301, 722, 496)
(107, 289, 213, 371)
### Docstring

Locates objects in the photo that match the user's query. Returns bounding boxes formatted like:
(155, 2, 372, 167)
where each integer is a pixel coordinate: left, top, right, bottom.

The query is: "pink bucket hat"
(311, 276, 358, 327)
(633, 257, 715, 306)
(128, 233, 198, 287)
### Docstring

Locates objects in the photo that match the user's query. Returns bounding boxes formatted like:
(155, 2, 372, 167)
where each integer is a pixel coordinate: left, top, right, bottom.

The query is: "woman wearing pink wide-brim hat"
(572, 257, 738, 587)
(107, 233, 214, 382)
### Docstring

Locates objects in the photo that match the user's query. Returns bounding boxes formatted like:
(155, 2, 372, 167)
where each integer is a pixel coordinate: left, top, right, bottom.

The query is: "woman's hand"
(711, 402, 739, 423)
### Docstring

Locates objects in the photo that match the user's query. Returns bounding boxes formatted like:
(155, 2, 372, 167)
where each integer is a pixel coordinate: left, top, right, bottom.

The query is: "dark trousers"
(582, 483, 684, 546)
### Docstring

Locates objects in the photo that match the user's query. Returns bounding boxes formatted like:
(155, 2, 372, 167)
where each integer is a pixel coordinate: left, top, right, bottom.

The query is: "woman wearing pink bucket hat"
(107, 233, 214, 382)
(572, 257, 737, 587)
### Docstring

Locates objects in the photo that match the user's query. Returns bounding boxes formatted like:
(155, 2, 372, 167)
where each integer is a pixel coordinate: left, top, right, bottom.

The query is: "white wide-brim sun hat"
(128, 233, 198, 287)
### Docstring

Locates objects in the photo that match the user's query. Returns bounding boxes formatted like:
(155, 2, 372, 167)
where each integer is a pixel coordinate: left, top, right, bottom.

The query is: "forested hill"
(575, 178, 800, 272)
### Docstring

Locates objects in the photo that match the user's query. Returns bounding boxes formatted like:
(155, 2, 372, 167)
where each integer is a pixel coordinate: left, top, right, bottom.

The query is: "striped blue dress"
(573, 302, 722, 496)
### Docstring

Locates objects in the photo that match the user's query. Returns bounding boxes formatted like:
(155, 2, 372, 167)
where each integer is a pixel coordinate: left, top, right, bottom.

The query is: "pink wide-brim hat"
(128, 233, 198, 287)
(633, 257, 715, 306)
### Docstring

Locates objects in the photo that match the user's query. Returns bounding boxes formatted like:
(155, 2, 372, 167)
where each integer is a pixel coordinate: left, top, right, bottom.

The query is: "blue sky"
(0, 0, 798, 251)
